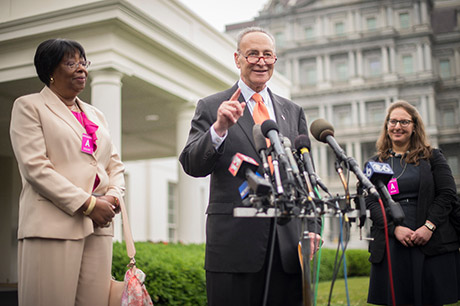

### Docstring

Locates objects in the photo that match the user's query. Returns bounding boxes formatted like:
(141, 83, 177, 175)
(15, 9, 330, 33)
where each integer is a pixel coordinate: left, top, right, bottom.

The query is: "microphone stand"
(298, 226, 313, 306)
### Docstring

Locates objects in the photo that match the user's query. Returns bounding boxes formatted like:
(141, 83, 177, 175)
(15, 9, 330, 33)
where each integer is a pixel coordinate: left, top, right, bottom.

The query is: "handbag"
(108, 197, 154, 306)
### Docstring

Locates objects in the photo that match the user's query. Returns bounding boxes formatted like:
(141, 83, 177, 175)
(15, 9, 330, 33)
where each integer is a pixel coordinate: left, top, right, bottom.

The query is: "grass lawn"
(314, 276, 460, 306)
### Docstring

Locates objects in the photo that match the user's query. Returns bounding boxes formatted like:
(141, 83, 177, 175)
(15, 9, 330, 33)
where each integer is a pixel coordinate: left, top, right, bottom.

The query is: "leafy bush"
(112, 242, 371, 305)
(112, 242, 206, 306)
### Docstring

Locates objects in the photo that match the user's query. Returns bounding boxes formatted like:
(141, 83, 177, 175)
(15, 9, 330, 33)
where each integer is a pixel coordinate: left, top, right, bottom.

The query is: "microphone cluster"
(229, 118, 404, 224)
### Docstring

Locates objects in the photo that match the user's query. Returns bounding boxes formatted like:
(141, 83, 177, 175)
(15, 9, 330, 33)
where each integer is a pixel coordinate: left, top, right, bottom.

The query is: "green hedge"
(112, 242, 371, 306)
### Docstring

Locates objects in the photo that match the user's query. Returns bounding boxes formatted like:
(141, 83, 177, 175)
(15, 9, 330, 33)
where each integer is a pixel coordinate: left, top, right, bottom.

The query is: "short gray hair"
(236, 27, 276, 52)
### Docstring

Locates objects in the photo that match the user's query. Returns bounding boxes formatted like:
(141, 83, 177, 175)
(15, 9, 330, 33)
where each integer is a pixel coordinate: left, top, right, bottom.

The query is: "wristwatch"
(424, 221, 435, 232)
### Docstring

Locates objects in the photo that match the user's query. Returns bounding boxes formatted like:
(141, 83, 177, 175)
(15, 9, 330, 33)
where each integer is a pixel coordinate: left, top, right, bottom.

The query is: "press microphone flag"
(228, 153, 271, 195)
(365, 161, 405, 224)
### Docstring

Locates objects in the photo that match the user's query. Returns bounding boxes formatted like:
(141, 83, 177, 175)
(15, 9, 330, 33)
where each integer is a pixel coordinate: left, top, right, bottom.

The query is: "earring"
(50, 77, 54, 84)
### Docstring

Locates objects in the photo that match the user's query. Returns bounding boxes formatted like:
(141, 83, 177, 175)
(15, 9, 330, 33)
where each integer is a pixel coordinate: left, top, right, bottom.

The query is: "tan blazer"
(10, 86, 125, 240)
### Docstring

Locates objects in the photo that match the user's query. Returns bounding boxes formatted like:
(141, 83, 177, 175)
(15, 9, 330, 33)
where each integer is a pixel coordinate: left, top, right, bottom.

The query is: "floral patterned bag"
(108, 197, 153, 306)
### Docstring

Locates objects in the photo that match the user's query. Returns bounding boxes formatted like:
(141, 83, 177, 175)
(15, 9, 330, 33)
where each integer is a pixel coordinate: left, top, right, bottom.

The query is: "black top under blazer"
(366, 149, 459, 264)
(179, 83, 321, 274)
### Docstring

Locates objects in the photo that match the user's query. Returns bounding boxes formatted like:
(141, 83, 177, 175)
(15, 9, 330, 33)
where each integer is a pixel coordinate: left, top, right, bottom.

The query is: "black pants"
(206, 237, 303, 306)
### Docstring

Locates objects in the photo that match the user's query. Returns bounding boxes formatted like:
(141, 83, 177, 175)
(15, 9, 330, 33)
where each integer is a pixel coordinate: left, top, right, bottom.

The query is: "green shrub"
(112, 242, 206, 306)
(112, 242, 371, 305)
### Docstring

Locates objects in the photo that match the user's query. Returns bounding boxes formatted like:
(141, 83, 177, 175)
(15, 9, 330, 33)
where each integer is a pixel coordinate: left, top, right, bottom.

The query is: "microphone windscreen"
(283, 137, 291, 148)
(261, 119, 279, 137)
(310, 118, 334, 143)
(252, 124, 267, 152)
(294, 134, 311, 151)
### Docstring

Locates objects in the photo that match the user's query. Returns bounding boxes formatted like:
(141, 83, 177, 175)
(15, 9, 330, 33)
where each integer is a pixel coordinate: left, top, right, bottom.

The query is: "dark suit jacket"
(366, 149, 459, 264)
(179, 83, 320, 274)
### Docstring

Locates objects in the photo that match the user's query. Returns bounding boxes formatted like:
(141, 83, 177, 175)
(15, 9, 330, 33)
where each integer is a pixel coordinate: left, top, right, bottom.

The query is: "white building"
(226, 0, 460, 244)
(0, 0, 291, 285)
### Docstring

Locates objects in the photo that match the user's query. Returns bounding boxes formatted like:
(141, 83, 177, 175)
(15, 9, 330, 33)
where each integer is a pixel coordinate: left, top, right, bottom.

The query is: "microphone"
(294, 134, 330, 195)
(228, 153, 271, 195)
(261, 120, 294, 195)
(261, 120, 289, 164)
(310, 118, 377, 197)
(283, 137, 307, 192)
(252, 124, 271, 180)
(365, 161, 405, 224)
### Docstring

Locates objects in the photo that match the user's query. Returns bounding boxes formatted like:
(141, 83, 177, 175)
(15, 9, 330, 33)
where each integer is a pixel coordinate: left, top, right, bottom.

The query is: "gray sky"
(178, 0, 268, 32)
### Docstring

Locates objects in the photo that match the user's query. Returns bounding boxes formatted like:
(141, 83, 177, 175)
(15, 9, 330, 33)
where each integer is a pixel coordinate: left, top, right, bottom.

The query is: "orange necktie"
(252, 93, 270, 125)
(252, 93, 273, 173)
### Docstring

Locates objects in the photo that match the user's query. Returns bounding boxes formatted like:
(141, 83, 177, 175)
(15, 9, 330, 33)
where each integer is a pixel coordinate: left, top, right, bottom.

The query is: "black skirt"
(368, 199, 460, 305)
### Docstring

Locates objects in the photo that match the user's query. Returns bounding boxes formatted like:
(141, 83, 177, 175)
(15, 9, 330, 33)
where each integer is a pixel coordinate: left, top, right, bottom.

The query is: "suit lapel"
(41, 86, 86, 140)
(234, 85, 259, 159)
(269, 89, 290, 137)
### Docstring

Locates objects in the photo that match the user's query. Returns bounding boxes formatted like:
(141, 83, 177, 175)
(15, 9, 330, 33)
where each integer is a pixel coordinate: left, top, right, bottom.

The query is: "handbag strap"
(119, 196, 136, 263)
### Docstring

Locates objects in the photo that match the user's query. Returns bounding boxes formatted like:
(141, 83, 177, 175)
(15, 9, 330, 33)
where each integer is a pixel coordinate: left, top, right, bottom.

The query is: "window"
(305, 26, 314, 39)
(335, 22, 345, 36)
(368, 57, 382, 77)
(333, 104, 352, 127)
(300, 59, 317, 86)
(399, 12, 410, 29)
(438, 102, 458, 127)
(440, 143, 460, 177)
(365, 101, 386, 125)
(304, 107, 320, 126)
(274, 32, 285, 48)
(361, 142, 377, 163)
(439, 59, 451, 78)
(167, 182, 178, 242)
(402, 55, 414, 74)
(366, 17, 377, 31)
(331, 55, 348, 82)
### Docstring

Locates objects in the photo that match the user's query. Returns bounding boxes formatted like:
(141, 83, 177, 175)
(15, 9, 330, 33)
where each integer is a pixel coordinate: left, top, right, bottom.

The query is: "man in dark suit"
(179, 27, 321, 306)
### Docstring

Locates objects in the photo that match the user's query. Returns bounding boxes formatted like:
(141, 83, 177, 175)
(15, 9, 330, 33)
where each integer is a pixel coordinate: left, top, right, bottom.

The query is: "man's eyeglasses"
(388, 119, 412, 127)
(241, 54, 277, 65)
(65, 61, 91, 70)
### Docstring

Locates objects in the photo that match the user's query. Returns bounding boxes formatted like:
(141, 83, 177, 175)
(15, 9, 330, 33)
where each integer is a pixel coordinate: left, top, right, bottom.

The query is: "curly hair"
(376, 100, 431, 164)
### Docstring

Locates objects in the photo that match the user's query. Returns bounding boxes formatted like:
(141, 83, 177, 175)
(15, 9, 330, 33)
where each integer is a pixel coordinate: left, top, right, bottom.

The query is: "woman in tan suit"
(9, 38, 125, 306)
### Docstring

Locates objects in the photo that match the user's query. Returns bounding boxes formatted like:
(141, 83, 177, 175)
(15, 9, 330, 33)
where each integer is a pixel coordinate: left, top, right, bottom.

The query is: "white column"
(90, 69, 123, 241)
(351, 101, 359, 127)
(177, 105, 208, 243)
(316, 17, 323, 37)
(420, 0, 428, 24)
(414, 2, 421, 25)
(317, 55, 324, 83)
(387, 7, 393, 28)
(90, 70, 123, 152)
(382, 46, 389, 74)
(389, 46, 396, 73)
(359, 100, 366, 127)
(455, 49, 460, 77)
(324, 16, 330, 36)
(348, 11, 354, 33)
(355, 11, 361, 32)
(424, 43, 432, 71)
(427, 94, 436, 126)
(417, 43, 424, 72)
(385, 97, 391, 109)
(349, 50, 356, 78)
(381, 6, 387, 28)
(356, 50, 363, 78)
(354, 142, 362, 170)
(319, 145, 328, 182)
(324, 54, 331, 82)
(292, 58, 300, 89)
(420, 95, 429, 125)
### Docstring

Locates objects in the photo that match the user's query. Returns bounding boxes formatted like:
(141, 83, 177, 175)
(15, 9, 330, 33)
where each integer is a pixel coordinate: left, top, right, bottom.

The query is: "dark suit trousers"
(206, 233, 303, 306)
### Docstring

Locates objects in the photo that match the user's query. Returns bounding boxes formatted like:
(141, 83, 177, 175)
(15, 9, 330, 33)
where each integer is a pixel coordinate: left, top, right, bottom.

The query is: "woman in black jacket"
(366, 100, 460, 305)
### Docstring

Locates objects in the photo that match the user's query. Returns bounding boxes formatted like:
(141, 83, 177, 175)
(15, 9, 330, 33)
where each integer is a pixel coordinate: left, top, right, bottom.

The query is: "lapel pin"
(281, 115, 286, 120)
